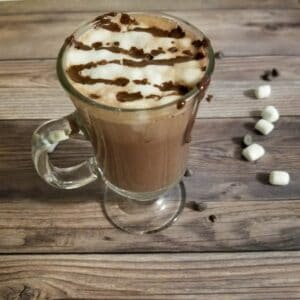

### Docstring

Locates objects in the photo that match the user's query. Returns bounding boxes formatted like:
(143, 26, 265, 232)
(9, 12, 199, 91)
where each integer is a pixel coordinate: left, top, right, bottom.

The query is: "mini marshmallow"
(254, 85, 271, 99)
(261, 105, 280, 123)
(48, 130, 69, 144)
(242, 143, 265, 162)
(255, 119, 274, 135)
(269, 171, 290, 186)
(243, 134, 253, 146)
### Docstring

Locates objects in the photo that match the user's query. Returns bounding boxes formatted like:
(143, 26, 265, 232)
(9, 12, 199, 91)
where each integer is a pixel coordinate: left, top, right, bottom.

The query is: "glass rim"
(56, 11, 215, 112)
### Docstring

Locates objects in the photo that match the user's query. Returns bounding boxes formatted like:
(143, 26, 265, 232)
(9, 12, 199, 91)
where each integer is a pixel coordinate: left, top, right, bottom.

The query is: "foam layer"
(63, 12, 209, 109)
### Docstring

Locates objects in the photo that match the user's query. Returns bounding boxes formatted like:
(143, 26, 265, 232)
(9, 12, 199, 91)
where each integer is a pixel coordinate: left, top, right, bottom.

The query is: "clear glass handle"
(32, 112, 98, 189)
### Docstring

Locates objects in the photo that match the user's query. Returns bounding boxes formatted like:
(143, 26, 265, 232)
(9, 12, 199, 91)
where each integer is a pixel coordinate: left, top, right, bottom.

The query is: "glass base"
(101, 181, 186, 234)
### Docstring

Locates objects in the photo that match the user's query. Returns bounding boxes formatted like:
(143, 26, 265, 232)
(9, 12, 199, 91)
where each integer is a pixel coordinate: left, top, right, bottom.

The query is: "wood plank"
(0, 119, 299, 253)
(0, 252, 300, 299)
(1, 118, 299, 201)
(0, 56, 299, 119)
(0, 10, 300, 60)
(1, 0, 299, 14)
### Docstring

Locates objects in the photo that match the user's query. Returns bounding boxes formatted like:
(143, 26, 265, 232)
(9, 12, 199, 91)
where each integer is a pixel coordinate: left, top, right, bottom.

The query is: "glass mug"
(32, 12, 214, 234)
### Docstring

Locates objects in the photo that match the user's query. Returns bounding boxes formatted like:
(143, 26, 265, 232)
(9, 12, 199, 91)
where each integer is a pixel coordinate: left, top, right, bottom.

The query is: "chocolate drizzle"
(122, 55, 197, 67)
(116, 91, 143, 102)
(184, 75, 211, 143)
(93, 13, 121, 32)
(168, 47, 178, 53)
(131, 25, 185, 38)
(67, 63, 129, 86)
(120, 13, 137, 25)
(151, 48, 165, 56)
(67, 38, 169, 60)
(133, 79, 149, 85)
(64, 12, 209, 105)
(146, 94, 161, 100)
(155, 81, 189, 94)
(66, 54, 198, 85)
(183, 50, 192, 56)
(89, 93, 100, 99)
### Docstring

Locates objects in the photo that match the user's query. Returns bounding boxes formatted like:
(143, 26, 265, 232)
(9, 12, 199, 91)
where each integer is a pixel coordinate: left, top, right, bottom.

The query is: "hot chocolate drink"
(60, 12, 210, 195)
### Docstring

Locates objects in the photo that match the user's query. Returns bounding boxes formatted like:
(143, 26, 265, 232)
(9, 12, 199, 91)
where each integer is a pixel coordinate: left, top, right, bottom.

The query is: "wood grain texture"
(0, 252, 300, 299)
(1, 0, 299, 14)
(0, 56, 299, 119)
(0, 10, 300, 60)
(0, 119, 299, 253)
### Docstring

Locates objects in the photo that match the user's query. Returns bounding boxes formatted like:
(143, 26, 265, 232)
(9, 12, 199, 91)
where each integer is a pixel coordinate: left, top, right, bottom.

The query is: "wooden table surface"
(0, 0, 300, 299)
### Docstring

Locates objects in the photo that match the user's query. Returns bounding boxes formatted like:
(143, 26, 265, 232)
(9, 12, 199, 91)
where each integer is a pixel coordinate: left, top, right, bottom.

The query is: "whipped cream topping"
(63, 12, 209, 109)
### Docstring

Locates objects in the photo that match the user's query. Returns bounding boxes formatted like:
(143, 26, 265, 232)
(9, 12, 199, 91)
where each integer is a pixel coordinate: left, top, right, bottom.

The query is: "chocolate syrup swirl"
(64, 12, 209, 104)
(133, 79, 149, 84)
(73, 42, 161, 60)
(93, 13, 121, 32)
(117, 91, 143, 102)
(67, 63, 129, 86)
(155, 81, 189, 94)
(120, 13, 138, 25)
(131, 25, 185, 38)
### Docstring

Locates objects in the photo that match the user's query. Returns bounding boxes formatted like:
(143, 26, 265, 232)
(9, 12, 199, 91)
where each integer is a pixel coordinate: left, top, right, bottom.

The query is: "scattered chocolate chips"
(260, 68, 280, 81)
(113, 41, 119, 46)
(214, 51, 224, 59)
(206, 94, 213, 102)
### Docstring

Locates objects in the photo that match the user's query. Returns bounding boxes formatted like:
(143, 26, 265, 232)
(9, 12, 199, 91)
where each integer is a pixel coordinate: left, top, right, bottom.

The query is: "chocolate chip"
(209, 214, 216, 223)
(214, 51, 224, 59)
(184, 168, 193, 177)
(261, 72, 272, 81)
(272, 68, 279, 77)
(206, 94, 213, 102)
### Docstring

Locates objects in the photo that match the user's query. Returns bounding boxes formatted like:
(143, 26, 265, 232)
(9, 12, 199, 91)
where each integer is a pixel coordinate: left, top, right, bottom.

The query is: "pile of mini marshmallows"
(242, 85, 290, 186)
